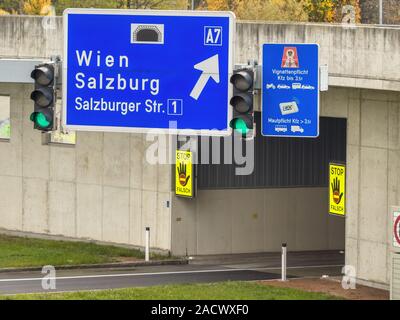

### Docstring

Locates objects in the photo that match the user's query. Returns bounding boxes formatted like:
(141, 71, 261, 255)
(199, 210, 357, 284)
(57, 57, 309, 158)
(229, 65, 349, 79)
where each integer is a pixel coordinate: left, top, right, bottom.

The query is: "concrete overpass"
(0, 15, 399, 289)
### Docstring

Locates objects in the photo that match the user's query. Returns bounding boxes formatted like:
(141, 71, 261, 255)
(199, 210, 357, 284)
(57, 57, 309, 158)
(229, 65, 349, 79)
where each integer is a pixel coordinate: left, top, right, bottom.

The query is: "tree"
(350, 0, 399, 24)
(333, 0, 361, 23)
(384, 0, 400, 24)
(202, 0, 309, 22)
(303, 0, 336, 22)
(23, 0, 52, 15)
(52, 0, 119, 15)
(304, 0, 361, 23)
(119, 0, 165, 8)
(52, 0, 188, 15)
(153, 0, 188, 10)
(0, 0, 25, 14)
(200, 0, 237, 11)
(239, 0, 308, 22)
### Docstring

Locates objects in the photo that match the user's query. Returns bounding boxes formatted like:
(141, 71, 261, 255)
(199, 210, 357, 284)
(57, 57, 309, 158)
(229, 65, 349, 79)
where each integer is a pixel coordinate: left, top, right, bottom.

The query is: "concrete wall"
(0, 82, 172, 251)
(0, 16, 399, 90)
(341, 88, 400, 287)
(318, 86, 399, 287)
(236, 22, 400, 91)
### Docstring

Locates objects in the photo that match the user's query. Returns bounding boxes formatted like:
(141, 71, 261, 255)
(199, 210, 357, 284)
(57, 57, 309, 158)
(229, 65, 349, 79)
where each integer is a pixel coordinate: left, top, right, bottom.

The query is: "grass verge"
(1, 281, 342, 300)
(0, 234, 167, 268)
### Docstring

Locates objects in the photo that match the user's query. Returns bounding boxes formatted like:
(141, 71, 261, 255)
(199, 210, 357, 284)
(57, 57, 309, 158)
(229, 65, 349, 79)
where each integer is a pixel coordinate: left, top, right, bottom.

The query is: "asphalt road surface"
(0, 251, 344, 295)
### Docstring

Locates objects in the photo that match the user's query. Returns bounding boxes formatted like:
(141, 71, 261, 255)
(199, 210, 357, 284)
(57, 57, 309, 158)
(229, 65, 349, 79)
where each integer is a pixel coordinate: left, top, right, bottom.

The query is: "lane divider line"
(0, 264, 343, 283)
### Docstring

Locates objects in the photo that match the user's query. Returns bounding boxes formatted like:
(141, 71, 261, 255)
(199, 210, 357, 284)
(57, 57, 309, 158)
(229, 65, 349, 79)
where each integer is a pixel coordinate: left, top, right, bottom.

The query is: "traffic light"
(30, 63, 57, 131)
(229, 68, 254, 137)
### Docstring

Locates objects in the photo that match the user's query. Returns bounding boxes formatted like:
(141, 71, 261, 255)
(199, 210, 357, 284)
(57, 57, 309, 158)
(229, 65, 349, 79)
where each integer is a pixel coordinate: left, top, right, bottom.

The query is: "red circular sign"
(394, 215, 400, 246)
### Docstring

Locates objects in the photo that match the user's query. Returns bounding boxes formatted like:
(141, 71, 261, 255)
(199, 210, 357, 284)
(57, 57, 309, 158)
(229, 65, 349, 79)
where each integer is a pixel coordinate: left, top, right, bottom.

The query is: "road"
(0, 251, 344, 295)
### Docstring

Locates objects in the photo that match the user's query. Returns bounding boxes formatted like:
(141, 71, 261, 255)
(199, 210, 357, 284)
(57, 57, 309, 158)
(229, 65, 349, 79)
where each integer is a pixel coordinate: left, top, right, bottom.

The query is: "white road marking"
(0, 264, 343, 283)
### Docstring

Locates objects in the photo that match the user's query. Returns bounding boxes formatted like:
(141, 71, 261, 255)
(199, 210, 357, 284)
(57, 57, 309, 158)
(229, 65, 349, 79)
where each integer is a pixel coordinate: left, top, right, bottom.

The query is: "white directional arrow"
(190, 54, 220, 100)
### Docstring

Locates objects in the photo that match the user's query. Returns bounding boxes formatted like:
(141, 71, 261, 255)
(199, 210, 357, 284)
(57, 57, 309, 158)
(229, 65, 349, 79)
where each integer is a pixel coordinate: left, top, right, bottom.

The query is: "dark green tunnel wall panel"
(197, 112, 347, 189)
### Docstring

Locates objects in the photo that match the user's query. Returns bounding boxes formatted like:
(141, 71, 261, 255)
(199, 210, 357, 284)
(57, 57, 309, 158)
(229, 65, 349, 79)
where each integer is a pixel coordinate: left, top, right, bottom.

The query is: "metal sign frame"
(62, 8, 235, 136)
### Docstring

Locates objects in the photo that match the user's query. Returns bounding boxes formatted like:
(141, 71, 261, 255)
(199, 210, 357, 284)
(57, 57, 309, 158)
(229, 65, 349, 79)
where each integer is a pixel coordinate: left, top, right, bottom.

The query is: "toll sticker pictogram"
(281, 47, 299, 68)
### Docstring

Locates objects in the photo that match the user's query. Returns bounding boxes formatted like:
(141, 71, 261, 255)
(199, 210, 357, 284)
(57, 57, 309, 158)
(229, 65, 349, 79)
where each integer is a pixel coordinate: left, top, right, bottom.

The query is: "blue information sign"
(63, 9, 234, 135)
(262, 44, 319, 137)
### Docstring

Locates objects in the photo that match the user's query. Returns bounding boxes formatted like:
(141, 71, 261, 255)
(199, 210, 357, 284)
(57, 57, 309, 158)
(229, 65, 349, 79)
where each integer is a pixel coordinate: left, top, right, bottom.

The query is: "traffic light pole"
(50, 55, 62, 88)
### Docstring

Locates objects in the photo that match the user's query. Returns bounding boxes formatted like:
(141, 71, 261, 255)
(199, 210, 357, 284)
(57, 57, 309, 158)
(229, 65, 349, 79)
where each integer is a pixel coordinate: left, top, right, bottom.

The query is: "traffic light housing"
(30, 63, 56, 131)
(229, 68, 254, 137)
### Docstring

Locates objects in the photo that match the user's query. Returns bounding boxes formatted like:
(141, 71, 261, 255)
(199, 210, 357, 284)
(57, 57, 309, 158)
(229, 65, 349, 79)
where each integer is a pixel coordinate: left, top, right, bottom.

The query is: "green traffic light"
(230, 118, 250, 135)
(30, 112, 52, 129)
(36, 112, 51, 128)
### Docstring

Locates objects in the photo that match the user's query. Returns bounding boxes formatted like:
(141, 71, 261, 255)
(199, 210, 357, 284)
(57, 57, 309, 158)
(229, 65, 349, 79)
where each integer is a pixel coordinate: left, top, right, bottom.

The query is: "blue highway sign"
(63, 9, 234, 135)
(262, 44, 319, 137)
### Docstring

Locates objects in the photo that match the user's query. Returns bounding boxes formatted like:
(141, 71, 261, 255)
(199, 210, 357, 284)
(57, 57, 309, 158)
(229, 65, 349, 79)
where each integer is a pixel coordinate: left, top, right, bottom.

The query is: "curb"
(0, 259, 189, 273)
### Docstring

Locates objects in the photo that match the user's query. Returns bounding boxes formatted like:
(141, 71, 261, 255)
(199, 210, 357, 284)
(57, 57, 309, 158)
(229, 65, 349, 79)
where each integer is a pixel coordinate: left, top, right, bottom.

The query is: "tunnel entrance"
(194, 112, 347, 254)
